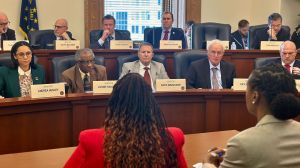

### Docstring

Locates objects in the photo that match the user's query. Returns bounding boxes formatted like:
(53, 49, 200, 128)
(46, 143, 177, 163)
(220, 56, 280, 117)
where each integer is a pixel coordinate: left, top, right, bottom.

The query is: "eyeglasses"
(16, 51, 32, 58)
(79, 60, 95, 65)
(0, 21, 10, 26)
(54, 25, 66, 29)
(209, 51, 223, 56)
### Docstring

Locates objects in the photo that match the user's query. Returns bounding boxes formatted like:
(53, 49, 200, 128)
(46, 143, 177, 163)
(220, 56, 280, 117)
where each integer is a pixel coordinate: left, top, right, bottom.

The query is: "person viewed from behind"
(205, 63, 300, 168)
(0, 41, 45, 98)
(230, 19, 249, 49)
(64, 73, 187, 168)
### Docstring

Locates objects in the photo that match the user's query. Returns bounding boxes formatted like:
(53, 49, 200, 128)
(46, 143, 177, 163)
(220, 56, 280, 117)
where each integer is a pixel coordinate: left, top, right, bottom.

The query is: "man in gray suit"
(62, 48, 107, 93)
(119, 42, 169, 90)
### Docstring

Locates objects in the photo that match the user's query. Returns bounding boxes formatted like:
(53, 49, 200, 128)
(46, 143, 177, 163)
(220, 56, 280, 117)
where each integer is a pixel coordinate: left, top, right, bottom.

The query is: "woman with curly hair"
(64, 73, 187, 168)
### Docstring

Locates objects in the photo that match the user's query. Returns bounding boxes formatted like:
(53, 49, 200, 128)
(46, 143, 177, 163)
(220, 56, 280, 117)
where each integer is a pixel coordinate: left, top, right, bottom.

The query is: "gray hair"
(74, 48, 95, 61)
(207, 39, 224, 51)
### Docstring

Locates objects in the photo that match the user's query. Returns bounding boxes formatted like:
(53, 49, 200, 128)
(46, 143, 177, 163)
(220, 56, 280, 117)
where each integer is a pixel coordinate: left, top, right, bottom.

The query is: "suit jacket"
(230, 30, 247, 49)
(64, 127, 188, 168)
(271, 58, 300, 79)
(186, 58, 236, 89)
(253, 27, 290, 49)
(1, 28, 16, 48)
(219, 115, 300, 168)
(291, 31, 300, 49)
(0, 64, 45, 98)
(90, 29, 131, 49)
(119, 60, 169, 88)
(61, 64, 107, 93)
(145, 27, 187, 49)
(38, 31, 74, 49)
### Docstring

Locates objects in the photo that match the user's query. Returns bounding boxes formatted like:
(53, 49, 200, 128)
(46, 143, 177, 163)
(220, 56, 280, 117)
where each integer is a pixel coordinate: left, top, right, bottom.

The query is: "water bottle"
(231, 42, 236, 50)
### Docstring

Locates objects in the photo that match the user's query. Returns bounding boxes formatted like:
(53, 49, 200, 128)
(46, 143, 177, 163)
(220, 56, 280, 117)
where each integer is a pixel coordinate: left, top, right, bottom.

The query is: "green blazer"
(0, 64, 45, 98)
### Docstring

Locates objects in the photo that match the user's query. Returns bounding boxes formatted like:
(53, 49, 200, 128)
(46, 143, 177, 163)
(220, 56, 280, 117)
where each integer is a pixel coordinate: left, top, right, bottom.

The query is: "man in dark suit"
(90, 15, 131, 49)
(186, 39, 236, 89)
(253, 13, 290, 49)
(230, 19, 249, 49)
(38, 18, 75, 49)
(145, 11, 187, 49)
(0, 12, 16, 48)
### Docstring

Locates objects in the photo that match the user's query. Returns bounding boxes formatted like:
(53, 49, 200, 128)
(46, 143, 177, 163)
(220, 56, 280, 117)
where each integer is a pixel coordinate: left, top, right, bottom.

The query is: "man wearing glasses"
(61, 48, 107, 93)
(38, 18, 75, 49)
(0, 11, 16, 48)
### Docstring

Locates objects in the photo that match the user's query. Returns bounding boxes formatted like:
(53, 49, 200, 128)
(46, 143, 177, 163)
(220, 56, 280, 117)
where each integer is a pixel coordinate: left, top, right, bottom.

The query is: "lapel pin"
(35, 77, 39, 80)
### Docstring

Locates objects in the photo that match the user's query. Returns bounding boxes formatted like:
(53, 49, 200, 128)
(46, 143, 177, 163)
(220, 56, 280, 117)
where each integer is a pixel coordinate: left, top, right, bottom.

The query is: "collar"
(163, 27, 172, 33)
(139, 61, 151, 70)
(256, 114, 288, 127)
(281, 60, 295, 67)
(18, 66, 31, 76)
(78, 66, 90, 79)
(209, 61, 221, 70)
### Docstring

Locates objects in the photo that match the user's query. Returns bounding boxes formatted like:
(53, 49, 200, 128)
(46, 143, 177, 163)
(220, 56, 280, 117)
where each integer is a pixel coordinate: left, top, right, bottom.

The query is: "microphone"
(268, 24, 273, 41)
(230, 35, 243, 48)
(152, 27, 155, 48)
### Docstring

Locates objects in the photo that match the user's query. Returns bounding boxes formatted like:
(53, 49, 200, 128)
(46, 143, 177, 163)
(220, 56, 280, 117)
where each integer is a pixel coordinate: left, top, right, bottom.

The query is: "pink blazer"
(64, 127, 187, 168)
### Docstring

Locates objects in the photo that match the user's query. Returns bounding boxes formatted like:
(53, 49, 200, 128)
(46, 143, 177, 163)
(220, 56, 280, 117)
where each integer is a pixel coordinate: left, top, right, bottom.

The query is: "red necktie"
(163, 30, 169, 40)
(285, 64, 291, 73)
(143, 67, 151, 86)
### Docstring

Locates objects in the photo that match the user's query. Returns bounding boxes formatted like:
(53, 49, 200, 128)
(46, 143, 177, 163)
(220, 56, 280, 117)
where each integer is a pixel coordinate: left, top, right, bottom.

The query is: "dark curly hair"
(248, 63, 300, 120)
(10, 41, 36, 69)
(103, 73, 178, 168)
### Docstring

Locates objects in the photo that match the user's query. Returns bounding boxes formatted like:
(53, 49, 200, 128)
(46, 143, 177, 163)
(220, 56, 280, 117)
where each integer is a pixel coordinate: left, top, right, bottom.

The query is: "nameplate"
(93, 80, 117, 94)
(31, 83, 65, 99)
(160, 40, 182, 49)
(232, 78, 248, 90)
(260, 41, 283, 50)
(296, 80, 300, 92)
(3, 40, 29, 51)
(156, 79, 186, 92)
(206, 41, 229, 50)
(110, 40, 133, 49)
(55, 40, 80, 50)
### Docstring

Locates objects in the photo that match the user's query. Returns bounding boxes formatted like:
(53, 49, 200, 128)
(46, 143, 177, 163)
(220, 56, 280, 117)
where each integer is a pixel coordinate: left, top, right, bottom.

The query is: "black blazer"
(253, 27, 290, 49)
(90, 29, 131, 49)
(1, 28, 16, 48)
(38, 31, 74, 49)
(145, 27, 187, 49)
(230, 30, 247, 49)
(291, 31, 300, 49)
(186, 58, 236, 89)
(272, 58, 300, 79)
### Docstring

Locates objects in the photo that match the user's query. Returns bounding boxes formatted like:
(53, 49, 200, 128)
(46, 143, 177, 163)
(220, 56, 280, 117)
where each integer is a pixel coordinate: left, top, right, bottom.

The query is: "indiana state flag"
(19, 0, 39, 39)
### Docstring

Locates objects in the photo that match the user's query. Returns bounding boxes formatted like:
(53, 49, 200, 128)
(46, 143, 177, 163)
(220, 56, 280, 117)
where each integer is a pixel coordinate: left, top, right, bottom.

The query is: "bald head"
(280, 41, 297, 65)
(0, 11, 9, 34)
(54, 18, 68, 36)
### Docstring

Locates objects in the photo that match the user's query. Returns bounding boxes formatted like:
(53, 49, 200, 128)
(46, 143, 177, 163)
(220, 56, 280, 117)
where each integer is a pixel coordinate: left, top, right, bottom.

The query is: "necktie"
(143, 67, 151, 86)
(83, 73, 91, 91)
(211, 67, 219, 89)
(285, 64, 291, 73)
(163, 30, 169, 40)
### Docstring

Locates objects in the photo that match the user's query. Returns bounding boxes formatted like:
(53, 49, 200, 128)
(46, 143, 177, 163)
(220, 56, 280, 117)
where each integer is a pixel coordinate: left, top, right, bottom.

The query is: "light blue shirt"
(209, 61, 223, 89)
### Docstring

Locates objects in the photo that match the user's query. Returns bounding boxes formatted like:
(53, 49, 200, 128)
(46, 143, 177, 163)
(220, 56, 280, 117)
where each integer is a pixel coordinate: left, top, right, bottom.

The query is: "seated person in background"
(0, 11, 16, 48)
(0, 41, 45, 98)
(145, 11, 187, 49)
(290, 24, 300, 49)
(253, 13, 290, 49)
(90, 15, 131, 49)
(64, 73, 188, 168)
(61, 48, 107, 93)
(119, 42, 169, 90)
(230, 19, 249, 49)
(184, 20, 195, 49)
(186, 39, 236, 89)
(205, 64, 300, 168)
(38, 18, 75, 49)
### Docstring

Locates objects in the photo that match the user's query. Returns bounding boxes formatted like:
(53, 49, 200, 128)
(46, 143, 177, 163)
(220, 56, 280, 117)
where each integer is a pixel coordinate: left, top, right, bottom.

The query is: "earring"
(252, 100, 255, 104)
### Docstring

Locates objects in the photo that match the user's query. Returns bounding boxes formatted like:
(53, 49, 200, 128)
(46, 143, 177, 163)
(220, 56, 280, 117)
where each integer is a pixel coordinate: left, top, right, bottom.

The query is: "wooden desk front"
(0, 130, 238, 168)
(1, 49, 294, 83)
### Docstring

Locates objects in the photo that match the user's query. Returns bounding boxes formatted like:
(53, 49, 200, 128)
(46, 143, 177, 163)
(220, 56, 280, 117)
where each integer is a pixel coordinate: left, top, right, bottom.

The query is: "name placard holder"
(207, 41, 229, 50)
(93, 80, 117, 94)
(55, 40, 80, 50)
(3, 40, 29, 51)
(260, 41, 283, 50)
(160, 40, 182, 49)
(156, 79, 186, 92)
(232, 78, 248, 90)
(31, 83, 65, 99)
(296, 80, 300, 92)
(110, 40, 133, 49)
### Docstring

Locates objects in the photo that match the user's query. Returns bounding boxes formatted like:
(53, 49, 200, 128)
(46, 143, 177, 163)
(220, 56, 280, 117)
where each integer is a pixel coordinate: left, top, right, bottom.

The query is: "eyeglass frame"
(0, 21, 10, 27)
(78, 59, 96, 65)
(15, 51, 33, 59)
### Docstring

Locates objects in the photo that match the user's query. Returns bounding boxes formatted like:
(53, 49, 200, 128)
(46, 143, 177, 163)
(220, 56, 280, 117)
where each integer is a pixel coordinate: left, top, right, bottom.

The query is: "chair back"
(90, 29, 131, 44)
(0, 53, 38, 68)
(28, 29, 53, 48)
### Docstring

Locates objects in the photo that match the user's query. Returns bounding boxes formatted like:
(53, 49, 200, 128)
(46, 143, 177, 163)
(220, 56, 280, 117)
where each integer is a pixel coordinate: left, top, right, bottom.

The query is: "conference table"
(2, 49, 299, 83)
(0, 130, 239, 168)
